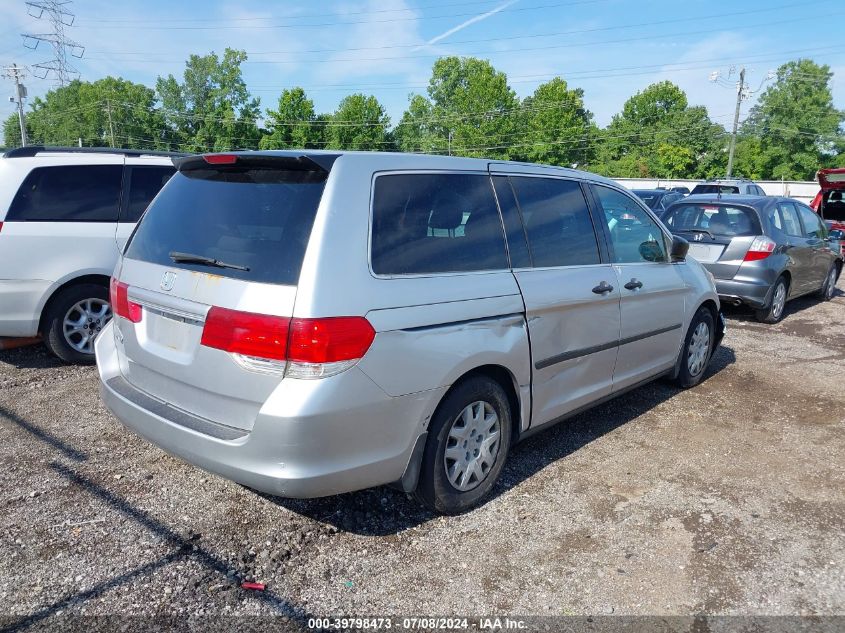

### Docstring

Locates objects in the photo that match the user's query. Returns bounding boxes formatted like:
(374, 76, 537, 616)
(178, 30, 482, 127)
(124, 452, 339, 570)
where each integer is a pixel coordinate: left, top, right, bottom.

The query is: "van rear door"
(113, 154, 330, 432)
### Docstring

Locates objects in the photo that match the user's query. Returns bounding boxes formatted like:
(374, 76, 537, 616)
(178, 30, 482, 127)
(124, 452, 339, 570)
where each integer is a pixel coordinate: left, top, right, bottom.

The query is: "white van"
(0, 146, 178, 362)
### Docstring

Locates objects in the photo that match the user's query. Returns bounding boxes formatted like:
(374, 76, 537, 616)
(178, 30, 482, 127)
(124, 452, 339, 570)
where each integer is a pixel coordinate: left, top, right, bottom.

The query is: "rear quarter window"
(7, 164, 123, 222)
(125, 168, 326, 285)
(371, 173, 508, 275)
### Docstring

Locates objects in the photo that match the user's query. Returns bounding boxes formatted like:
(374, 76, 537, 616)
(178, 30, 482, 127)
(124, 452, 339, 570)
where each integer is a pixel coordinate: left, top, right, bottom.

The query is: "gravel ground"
(1, 282, 844, 628)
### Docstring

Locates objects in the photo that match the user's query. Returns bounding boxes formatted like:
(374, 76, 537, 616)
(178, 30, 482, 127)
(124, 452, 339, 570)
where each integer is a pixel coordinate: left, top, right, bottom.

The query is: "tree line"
(3, 49, 843, 181)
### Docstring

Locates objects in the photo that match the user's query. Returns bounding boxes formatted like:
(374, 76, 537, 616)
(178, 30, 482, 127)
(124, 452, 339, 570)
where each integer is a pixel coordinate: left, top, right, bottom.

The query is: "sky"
(1, 0, 844, 140)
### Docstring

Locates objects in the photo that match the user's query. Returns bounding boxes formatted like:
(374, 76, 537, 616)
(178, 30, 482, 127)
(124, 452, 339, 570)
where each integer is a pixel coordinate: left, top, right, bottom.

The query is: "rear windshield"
(632, 191, 661, 209)
(661, 203, 761, 237)
(690, 184, 740, 195)
(124, 168, 326, 285)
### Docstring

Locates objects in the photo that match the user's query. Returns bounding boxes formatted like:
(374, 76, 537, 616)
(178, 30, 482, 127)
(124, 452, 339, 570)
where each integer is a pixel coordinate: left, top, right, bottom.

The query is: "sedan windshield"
(661, 204, 760, 237)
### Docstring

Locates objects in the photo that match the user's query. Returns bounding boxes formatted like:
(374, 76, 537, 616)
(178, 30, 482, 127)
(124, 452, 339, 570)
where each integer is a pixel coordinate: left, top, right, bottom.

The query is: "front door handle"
(592, 281, 614, 294)
(624, 278, 643, 290)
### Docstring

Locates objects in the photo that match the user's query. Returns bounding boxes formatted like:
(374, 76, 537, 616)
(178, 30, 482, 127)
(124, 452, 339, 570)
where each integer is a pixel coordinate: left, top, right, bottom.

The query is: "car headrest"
(428, 192, 465, 230)
(830, 191, 843, 202)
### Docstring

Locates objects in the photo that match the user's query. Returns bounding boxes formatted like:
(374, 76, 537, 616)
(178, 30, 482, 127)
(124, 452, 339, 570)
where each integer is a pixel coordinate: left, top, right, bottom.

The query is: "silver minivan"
(96, 151, 724, 514)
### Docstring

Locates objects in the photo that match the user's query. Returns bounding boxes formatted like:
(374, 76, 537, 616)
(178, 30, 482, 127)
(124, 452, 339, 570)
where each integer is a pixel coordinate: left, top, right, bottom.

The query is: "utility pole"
(3, 64, 29, 146)
(105, 98, 115, 147)
(726, 67, 745, 179)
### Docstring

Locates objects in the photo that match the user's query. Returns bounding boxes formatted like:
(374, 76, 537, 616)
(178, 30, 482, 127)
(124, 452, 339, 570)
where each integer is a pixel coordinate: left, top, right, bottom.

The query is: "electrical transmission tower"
(22, 1, 84, 86)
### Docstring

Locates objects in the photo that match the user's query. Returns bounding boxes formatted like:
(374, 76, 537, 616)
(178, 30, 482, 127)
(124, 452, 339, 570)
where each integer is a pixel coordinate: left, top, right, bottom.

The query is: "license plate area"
(687, 243, 725, 263)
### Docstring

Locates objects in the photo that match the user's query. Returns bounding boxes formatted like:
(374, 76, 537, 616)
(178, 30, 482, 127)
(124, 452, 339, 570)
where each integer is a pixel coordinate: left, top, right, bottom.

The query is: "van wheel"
(755, 276, 788, 324)
(43, 283, 112, 364)
(674, 307, 714, 389)
(414, 376, 512, 515)
(815, 265, 838, 301)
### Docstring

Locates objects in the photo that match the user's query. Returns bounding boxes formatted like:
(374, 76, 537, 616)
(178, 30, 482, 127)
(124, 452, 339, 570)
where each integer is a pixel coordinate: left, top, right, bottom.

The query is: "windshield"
(691, 184, 740, 195)
(660, 203, 760, 237)
(632, 191, 661, 209)
(124, 168, 326, 285)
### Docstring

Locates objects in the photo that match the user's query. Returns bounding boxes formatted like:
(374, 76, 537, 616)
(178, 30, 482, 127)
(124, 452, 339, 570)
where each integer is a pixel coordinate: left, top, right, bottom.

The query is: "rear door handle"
(592, 281, 614, 294)
(624, 278, 643, 290)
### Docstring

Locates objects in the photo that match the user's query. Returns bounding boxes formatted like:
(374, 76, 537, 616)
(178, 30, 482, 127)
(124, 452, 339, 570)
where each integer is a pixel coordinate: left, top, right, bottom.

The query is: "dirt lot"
(1, 283, 844, 628)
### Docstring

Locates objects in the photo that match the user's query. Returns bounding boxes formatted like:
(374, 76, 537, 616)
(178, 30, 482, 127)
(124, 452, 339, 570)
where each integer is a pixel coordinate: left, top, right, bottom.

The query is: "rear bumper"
(95, 322, 441, 498)
(0, 279, 52, 337)
(715, 277, 772, 309)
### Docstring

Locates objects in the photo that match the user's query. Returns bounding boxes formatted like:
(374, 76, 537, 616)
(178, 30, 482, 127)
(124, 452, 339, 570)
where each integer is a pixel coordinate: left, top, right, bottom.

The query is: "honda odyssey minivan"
(96, 151, 724, 514)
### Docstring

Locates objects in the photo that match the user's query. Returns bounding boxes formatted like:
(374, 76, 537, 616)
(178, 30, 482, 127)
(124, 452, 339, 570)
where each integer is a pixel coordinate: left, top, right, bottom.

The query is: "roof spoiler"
(175, 152, 340, 173)
(3, 145, 186, 158)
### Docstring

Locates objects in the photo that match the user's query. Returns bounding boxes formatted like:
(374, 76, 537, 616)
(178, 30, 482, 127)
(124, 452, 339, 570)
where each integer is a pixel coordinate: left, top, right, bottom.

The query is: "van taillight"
(109, 278, 142, 323)
(0, 222, 3, 233)
(744, 236, 776, 261)
(200, 307, 290, 361)
(200, 309, 375, 378)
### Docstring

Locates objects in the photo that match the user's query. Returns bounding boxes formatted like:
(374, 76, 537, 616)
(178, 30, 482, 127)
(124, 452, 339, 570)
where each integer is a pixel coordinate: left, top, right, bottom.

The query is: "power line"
(21, 0, 85, 85)
(80, 11, 845, 67)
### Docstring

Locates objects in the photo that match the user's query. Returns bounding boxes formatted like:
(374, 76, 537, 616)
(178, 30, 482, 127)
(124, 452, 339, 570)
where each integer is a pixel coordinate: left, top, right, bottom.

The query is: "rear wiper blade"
(684, 228, 716, 240)
(168, 251, 250, 272)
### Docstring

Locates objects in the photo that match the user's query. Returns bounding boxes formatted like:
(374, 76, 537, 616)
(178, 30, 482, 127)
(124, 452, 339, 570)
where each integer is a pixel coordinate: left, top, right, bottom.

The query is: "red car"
(810, 168, 845, 256)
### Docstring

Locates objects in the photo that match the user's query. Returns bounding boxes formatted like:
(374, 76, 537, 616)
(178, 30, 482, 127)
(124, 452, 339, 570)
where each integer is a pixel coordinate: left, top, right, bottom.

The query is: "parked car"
(96, 150, 724, 514)
(809, 167, 845, 232)
(659, 194, 842, 323)
(0, 146, 180, 362)
(668, 186, 690, 195)
(690, 178, 766, 196)
(632, 188, 685, 212)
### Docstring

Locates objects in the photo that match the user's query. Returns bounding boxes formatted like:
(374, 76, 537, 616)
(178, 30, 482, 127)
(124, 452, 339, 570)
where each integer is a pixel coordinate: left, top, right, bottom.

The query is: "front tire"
(674, 307, 715, 389)
(43, 283, 112, 364)
(755, 276, 788, 324)
(414, 376, 512, 514)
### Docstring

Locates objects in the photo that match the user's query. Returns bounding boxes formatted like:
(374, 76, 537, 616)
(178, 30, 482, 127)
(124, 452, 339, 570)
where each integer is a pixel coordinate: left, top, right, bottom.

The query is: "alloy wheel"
(63, 298, 112, 354)
(771, 282, 786, 320)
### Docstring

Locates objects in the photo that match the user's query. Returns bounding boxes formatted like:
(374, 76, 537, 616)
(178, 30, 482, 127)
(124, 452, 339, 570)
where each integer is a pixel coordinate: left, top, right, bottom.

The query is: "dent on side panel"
(357, 297, 531, 412)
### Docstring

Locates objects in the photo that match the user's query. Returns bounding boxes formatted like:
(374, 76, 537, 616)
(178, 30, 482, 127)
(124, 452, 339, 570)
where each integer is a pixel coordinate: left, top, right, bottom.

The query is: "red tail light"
(203, 154, 238, 165)
(744, 236, 776, 262)
(0, 222, 4, 233)
(201, 307, 289, 361)
(109, 278, 142, 323)
(200, 309, 375, 378)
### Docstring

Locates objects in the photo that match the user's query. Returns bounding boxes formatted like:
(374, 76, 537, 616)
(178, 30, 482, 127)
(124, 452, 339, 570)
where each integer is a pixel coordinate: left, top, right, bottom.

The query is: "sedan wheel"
(687, 321, 711, 378)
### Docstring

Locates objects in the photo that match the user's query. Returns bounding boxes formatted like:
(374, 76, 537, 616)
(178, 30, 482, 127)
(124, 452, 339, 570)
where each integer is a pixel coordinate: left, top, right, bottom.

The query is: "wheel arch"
(38, 273, 112, 334)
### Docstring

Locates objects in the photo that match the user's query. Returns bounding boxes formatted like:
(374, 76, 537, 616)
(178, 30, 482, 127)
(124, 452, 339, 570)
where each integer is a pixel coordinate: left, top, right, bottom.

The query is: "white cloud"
(414, 0, 519, 51)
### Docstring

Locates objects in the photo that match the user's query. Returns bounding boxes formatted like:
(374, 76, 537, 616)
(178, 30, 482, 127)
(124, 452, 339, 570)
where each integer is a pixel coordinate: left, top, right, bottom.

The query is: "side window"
(7, 165, 123, 222)
(371, 173, 508, 275)
(121, 166, 176, 223)
(508, 176, 600, 268)
(491, 176, 531, 268)
(592, 185, 668, 263)
(797, 204, 825, 239)
(774, 202, 802, 237)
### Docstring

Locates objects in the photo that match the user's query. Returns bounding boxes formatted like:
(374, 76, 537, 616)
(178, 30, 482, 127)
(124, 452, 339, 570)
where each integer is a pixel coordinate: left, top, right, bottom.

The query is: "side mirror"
(670, 235, 689, 262)
(829, 229, 844, 240)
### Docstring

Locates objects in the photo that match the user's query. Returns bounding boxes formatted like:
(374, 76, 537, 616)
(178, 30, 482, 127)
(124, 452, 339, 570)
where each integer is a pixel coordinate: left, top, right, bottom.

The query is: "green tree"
(398, 57, 520, 158)
(156, 48, 261, 152)
(519, 77, 596, 167)
(594, 81, 726, 178)
(259, 87, 322, 149)
(741, 59, 844, 180)
(324, 93, 390, 151)
(3, 113, 28, 148)
(2, 77, 166, 149)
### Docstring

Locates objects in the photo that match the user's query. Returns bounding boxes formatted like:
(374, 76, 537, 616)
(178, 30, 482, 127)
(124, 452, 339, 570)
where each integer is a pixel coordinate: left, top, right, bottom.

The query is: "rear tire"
(413, 376, 512, 515)
(815, 265, 838, 301)
(755, 276, 788, 324)
(43, 283, 111, 364)
(674, 307, 715, 389)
